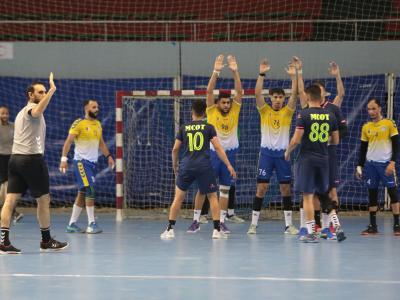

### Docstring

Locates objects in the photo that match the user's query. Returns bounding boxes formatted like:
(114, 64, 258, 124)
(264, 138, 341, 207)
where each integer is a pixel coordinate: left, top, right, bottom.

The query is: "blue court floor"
(0, 214, 399, 300)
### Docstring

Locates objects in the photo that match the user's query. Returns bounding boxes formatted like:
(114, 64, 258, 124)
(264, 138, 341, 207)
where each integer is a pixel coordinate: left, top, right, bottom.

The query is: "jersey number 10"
(187, 132, 204, 151)
(309, 122, 330, 142)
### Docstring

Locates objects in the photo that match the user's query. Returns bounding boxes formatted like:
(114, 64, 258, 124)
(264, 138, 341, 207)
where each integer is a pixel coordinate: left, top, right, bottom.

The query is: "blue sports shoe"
(298, 227, 308, 241)
(187, 220, 200, 233)
(301, 233, 319, 243)
(86, 222, 103, 234)
(66, 222, 85, 233)
(320, 228, 337, 240)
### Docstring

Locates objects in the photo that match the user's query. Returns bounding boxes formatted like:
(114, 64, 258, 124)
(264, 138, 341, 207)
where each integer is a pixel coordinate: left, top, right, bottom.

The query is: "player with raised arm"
(296, 57, 347, 239)
(160, 99, 236, 240)
(247, 58, 299, 235)
(0, 105, 23, 223)
(285, 84, 345, 243)
(0, 73, 68, 254)
(187, 54, 242, 234)
(60, 100, 115, 234)
(356, 98, 400, 236)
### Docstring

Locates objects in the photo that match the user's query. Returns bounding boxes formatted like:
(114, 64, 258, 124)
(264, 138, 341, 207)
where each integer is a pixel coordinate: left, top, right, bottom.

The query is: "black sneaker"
(393, 224, 400, 236)
(0, 244, 21, 254)
(335, 227, 347, 242)
(40, 238, 69, 252)
(361, 224, 378, 235)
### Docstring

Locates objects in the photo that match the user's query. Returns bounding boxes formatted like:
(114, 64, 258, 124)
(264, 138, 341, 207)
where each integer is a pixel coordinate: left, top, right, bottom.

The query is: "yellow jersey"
(361, 118, 398, 162)
(69, 118, 102, 162)
(206, 101, 241, 151)
(258, 104, 294, 154)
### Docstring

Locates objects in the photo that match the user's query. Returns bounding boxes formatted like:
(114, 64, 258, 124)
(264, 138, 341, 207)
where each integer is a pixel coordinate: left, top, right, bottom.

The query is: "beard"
(88, 111, 98, 119)
(33, 98, 40, 104)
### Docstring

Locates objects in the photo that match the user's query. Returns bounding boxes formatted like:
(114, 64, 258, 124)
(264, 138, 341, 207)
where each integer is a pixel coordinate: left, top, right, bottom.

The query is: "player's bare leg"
(0, 193, 21, 253)
(248, 183, 268, 234)
(0, 182, 23, 223)
(280, 183, 298, 235)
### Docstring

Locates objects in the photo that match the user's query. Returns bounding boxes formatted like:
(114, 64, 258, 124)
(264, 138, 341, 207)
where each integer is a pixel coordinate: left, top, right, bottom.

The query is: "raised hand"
(214, 54, 225, 72)
(285, 62, 296, 77)
(259, 59, 271, 74)
(292, 56, 303, 71)
(227, 55, 238, 72)
(329, 62, 340, 77)
(49, 72, 56, 90)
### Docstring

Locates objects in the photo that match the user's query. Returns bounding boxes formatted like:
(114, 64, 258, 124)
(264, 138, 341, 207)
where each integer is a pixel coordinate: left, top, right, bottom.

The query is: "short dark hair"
(216, 91, 231, 103)
(192, 99, 206, 117)
(269, 88, 285, 96)
(305, 85, 322, 101)
(368, 97, 381, 107)
(0, 104, 9, 110)
(25, 81, 45, 99)
(312, 80, 326, 90)
(83, 99, 98, 107)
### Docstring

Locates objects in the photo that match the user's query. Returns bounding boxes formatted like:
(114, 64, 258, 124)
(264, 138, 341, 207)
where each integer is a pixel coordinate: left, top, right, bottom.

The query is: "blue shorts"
(257, 152, 291, 183)
(73, 159, 96, 189)
(328, 145, 339, 189)
(210, 149, 236, 186)
(176, 165, 218, 194)
(364, 161, 396, 189)
(294, 156, 329, 194)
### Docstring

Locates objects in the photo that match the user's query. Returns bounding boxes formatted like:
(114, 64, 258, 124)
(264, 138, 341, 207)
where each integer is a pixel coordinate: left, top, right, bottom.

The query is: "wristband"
(213, 70, 220, 75)
(297, 70, 303, 74)
(61, 156, 68, 162)
(259, 73, 265, 77)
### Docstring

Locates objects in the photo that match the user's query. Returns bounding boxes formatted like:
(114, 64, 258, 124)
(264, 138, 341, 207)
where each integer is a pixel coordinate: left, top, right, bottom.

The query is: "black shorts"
(7, 154, 49, 198)
(176, 165, 218, 194)
(294, 156, 329, 194)
(0, 154, 11, 184)
(328, 145, 339, 189)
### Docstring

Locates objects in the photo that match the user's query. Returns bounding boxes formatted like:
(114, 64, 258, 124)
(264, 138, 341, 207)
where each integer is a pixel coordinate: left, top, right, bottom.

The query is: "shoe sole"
(0, 250, 21, 255)
(186, 228, 200, 233)
(160, 236, 174, 240)
(361, 232, 378, 236)
(86, 230, 103, 234)
(40, 243, 69, 252)
(66, 230, 85, 233)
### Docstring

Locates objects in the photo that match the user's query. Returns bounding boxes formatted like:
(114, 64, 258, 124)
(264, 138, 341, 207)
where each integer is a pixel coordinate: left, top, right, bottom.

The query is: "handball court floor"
(0, 214, 399, 300)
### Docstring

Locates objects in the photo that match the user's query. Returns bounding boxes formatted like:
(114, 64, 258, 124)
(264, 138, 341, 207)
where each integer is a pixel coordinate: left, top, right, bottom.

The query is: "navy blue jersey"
(296, 107, 338, 158)
(321, 101, 347, 139)
(176, 120, 217, 169)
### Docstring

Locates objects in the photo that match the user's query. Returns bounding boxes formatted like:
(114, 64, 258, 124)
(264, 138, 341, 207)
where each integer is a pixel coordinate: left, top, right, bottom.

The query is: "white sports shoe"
(199, 215, 209, 224)
(247, 224, 257, 234)
(212, 229, 228, 239)
(284, 225, 299, 235)
(227, 215, 245, 223)
(160, 228, 175, 240)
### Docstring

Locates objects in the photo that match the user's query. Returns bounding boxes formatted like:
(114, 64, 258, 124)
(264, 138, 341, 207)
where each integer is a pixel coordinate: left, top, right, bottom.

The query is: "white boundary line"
(1, 274, 399, 284)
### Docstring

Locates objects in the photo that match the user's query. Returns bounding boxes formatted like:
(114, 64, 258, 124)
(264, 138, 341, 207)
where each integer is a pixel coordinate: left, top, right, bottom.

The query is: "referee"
(0, 73, 68, 254)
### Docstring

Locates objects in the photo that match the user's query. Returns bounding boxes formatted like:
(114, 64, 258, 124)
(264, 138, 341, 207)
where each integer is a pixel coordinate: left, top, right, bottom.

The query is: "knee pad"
(368, 189, 378, 207)
(85, 186, 95, 199)
(387, 187, 398, 204)
(219, 185, 230, 198)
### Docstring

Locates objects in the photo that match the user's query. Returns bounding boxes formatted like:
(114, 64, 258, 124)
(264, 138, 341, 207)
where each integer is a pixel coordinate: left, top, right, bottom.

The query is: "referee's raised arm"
(30, 72, 56, 118)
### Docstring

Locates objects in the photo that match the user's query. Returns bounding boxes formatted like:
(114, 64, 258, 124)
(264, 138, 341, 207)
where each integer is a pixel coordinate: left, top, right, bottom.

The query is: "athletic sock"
(168, 220, 176, 230)
(86, 206, 95, 224)
(228, 209, 234, 216)
(284, 210, 292, 227)
(329, 211, 341, 228)
(314, 210, 321, 227)
(193, 209, 201, 222)
(393, 214, 399, 226)
(213, 220, 220, 231)
(300, 208, 306, 228)
(251, 211, 260, 226)
(322, 213, 330, 229)
(0, 227, 10, 246)
(306, 220, 315, 234)
(220, 210, 227, 223)
(69, 204, 83, 225)
(370, 211, 377, 227)
(40, 227, 51, 243)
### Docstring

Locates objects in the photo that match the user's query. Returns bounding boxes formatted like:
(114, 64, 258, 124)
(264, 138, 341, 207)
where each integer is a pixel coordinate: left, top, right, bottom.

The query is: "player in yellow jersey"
(247, 58, 299, 235)
(187, 54, 242, 234)
(356, 98, 400, 236)
(59, 100, 115, 234)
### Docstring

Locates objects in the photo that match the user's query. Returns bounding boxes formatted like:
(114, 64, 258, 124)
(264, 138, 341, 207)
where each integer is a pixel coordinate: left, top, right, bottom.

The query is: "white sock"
(329, 211, 341, 228)
(322, 213, 330, 229)
(220, 210, 227, 223)
(251, 210, 260, 226)
(300, 208, 306, 228)
(69, 204, 83, 225)
(193, 209, 201, 222)
(284, 210, 292, 227)
(86, 206, 95, 224)
(228, 209, 234, 216)
(306, 220, 315, 234)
